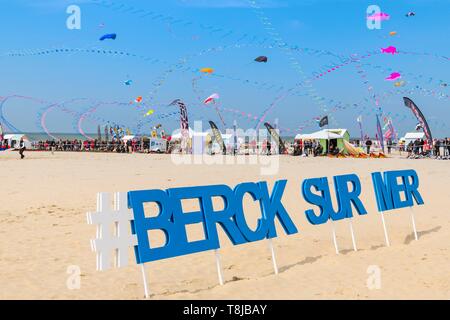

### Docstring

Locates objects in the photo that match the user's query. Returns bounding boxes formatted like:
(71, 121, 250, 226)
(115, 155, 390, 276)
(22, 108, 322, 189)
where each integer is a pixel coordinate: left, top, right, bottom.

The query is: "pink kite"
(381, 46, 397, 55)
(203, 93, 220, 104)
(367, 12, 390, 21)
(385, 72, 401, 81)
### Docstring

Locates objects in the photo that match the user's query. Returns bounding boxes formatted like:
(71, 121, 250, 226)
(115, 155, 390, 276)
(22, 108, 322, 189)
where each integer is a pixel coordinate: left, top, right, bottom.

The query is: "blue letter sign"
(372, 169, 424, 212)
(128, 181, 298, 264)
(302, 174, 367, 225)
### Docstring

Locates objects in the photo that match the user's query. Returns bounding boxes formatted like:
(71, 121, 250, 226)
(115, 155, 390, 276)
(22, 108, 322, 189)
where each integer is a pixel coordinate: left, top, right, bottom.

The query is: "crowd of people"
(405, 138, 450, 159)
(32, 139, 150, 153)
(4, 136, 450, 160)
(292, 140, 326, 157)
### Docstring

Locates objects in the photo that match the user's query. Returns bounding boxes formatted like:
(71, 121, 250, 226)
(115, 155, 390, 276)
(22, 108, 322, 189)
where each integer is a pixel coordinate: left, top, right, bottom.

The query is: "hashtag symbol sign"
(87, 192, 137, 271)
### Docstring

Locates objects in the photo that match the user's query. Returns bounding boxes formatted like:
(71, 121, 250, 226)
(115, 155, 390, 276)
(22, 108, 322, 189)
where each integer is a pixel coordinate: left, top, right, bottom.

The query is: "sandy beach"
(0, 150, 449, 299)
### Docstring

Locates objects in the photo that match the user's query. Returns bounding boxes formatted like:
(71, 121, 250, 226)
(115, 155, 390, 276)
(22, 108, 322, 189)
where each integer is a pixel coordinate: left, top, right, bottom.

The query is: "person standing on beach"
(446, 138, 450, 157)
(387, 139, 392, 154)
(434, 139, 440, 158)
(19, 138, 26, 159)
(365, 139, 372, 154)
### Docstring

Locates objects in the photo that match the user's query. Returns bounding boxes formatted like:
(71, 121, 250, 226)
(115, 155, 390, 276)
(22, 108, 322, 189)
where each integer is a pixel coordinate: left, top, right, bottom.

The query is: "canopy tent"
(295, 129, 350, 155)
(296, 131, 341, 140)
(171, 128, 211, 140)
(402, 132, 425, 146)
(171, 128, 212, 154)
(121, 135, 136, 142)
(3, 134, 32, 149)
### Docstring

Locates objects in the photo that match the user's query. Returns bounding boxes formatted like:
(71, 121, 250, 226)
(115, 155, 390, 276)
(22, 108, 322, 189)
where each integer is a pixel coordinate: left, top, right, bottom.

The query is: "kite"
(367, 12, 390, 21)
(381, 46, 397, 55)
(255, 56, 268, 63)
(99, 33, 117, 41)
(405, 12, 415, 17)
(200, 68, 214, 74)
(203, 93, 220, 104)
(134, 96, 143, 103)
(124, 80, 132, 86)
(394, 80, 406, 87)
(385, 72, 401, 81)
(389, 31, 397, 36)
(144, 109, 154, 117)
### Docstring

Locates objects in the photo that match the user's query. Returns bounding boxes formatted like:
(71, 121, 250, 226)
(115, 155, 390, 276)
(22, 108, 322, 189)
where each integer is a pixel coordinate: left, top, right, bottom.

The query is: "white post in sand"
(409, 207, 419, 241)
(214, 249, 224, 286)
(380, 212, 390, 247)
(140, 263, 150, 298)
(349, 220, 357, 251)
(331, 220, 339, 254)
(268, 239, 279, 275)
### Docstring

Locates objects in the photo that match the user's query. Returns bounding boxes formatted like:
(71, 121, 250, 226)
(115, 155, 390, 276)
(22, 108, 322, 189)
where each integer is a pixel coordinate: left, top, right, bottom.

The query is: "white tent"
(402, 132, 425, 146)
(3, 134, 33, 149)
(121, 135, 136, 141)
(171, 128, 210, 140)
(295, 130, 342, 140)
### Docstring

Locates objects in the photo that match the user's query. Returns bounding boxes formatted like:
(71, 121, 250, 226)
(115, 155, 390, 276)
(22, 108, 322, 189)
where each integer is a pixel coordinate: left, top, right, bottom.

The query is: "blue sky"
(0, 0, 449, 137)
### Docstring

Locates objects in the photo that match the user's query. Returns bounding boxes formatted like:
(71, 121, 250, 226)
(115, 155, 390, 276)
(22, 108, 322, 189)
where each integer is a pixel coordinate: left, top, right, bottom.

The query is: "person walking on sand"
(19, 138, 26, 159)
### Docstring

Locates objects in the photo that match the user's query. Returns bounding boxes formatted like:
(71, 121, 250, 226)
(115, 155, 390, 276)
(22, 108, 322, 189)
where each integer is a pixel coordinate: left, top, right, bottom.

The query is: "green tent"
(295, 129, 350, 155)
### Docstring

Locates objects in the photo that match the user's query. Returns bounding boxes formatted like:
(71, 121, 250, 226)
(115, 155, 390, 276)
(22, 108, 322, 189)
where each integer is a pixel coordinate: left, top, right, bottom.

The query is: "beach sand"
(0, 151, 449, 299)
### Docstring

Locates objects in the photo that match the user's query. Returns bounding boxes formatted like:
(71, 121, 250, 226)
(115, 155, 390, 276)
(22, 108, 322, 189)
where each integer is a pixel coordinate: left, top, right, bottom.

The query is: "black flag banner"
(319, 116, 329, 128)
(264, 122, 287, 154)
(208, 121, 226, 154)
(403, 97, 432, 144)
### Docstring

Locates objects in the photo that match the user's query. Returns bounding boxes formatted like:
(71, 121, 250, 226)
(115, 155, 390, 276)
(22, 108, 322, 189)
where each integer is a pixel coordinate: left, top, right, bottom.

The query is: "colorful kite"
(385, 72, 401, 81)
(134, 96, 143, 103)
(255, 56, 268, 63)
(203, 93, 220, 104)
(367, 12, 390, 21)
(381, 46, 397, 55)
(99, 33, 117, 41)
(200, 68, 214, 74)
(144, 109, 154, 117)
(389, 31, 397, 36)
(394, 80, 406, 87)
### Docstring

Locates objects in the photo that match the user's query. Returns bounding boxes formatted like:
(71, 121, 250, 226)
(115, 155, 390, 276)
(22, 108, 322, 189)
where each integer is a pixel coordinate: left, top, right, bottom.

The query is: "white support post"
(268, 239, 279, 275)
(214, 249, 224, 286)
(409, 207, 419, 241)
(140, 263, 150, 299)
(349, 220, 357, 251)
(380, 212, 390, 247)
(331, 220, 339, 254)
